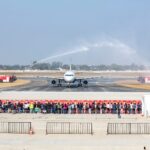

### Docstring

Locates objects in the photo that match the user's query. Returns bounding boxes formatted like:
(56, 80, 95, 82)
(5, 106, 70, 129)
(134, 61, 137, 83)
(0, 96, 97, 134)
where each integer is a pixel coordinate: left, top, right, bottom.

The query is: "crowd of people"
(0, 100, 142, 114)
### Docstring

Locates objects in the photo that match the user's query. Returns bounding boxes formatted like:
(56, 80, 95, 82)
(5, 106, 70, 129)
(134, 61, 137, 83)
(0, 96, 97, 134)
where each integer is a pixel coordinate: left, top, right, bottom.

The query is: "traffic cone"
(29, 128, 34, 135)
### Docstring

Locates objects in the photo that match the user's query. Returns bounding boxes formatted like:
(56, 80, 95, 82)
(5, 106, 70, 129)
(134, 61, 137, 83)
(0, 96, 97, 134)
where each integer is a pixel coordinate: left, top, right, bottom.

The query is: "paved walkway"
(0, 114, 149, 150)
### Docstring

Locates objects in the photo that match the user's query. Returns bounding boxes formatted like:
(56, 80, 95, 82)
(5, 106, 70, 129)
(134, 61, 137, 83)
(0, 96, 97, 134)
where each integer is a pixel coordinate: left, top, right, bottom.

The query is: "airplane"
(49, 65, 89, 87)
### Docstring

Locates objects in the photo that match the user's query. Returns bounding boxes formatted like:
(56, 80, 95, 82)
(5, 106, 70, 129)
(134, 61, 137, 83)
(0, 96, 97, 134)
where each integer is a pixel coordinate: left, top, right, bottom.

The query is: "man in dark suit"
(117, 103, 121, 118)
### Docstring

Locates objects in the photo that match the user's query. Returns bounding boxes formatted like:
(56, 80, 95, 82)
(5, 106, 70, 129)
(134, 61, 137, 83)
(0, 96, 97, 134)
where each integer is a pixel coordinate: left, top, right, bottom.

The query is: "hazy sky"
(0, 0, 150, 65)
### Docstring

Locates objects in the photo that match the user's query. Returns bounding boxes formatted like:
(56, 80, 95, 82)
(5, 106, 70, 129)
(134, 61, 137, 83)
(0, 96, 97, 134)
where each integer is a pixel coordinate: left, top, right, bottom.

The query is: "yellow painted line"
(116, 80, 150, 90)
(0, 79, 31, 88)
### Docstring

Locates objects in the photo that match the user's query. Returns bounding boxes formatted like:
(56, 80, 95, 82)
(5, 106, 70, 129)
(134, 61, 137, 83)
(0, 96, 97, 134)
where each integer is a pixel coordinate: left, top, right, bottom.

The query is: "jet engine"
(51, 80, 56, 85)
(83, 80, 88, 85)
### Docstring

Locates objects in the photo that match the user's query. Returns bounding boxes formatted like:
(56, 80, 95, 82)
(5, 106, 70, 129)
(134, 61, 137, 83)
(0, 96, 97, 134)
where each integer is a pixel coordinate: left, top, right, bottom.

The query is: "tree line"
(0, 62, 149, 71)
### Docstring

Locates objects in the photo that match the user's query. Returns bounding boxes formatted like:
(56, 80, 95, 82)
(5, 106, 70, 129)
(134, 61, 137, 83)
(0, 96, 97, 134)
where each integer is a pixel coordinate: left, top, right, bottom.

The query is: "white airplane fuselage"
(50, 67, 88, 87)
(64, 70, 75, 83)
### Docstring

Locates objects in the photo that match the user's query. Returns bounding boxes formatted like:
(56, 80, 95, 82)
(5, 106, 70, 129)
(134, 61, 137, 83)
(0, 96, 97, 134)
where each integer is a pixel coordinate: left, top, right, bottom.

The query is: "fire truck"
(137, 76, 150, 84)
(0, 75, 17, 83)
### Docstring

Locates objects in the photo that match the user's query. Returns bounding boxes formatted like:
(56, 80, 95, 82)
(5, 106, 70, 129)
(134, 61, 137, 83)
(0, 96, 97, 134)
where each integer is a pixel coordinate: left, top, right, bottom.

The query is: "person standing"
(117, 103, 121, 118)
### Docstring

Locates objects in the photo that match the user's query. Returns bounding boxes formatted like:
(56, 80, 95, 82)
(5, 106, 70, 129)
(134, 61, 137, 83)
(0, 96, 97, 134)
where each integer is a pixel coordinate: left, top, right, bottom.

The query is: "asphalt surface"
(1, 77, 150, 92)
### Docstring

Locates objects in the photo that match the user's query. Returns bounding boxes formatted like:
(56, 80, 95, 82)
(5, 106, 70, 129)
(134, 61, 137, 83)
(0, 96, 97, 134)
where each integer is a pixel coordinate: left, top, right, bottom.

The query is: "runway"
(1, 77, 150, 92)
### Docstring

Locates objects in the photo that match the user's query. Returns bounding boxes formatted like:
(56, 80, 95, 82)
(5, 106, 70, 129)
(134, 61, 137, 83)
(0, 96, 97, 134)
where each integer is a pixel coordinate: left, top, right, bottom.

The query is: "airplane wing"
(47, 77, 66, 86)
(75, 77, 94, 85)
(47, 77, 93, 87)
(75, 77, 94, 80)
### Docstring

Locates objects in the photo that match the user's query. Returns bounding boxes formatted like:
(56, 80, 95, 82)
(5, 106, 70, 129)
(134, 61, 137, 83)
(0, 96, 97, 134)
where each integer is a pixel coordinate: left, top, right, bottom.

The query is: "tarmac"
(1, 77, 150, 92)
(0, 91, 148, 100)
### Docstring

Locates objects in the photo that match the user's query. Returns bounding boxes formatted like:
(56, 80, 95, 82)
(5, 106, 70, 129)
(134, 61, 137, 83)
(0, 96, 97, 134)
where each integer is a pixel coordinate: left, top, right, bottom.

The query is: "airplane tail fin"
(69, 64, 72, 71)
